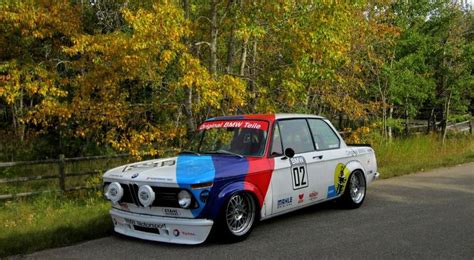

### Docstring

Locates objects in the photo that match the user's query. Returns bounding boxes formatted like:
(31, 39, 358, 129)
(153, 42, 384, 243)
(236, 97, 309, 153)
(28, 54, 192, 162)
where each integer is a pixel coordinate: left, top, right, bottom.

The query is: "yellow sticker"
(334, 163, 351, 195)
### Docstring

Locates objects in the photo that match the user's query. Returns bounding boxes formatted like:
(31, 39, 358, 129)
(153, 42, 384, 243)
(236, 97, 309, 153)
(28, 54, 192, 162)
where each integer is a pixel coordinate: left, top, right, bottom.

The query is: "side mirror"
(284, 148, 295, 158)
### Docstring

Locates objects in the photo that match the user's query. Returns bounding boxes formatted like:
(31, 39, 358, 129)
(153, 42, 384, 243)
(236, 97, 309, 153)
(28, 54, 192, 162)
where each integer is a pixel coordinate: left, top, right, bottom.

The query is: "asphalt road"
(23, 163, 474, 259)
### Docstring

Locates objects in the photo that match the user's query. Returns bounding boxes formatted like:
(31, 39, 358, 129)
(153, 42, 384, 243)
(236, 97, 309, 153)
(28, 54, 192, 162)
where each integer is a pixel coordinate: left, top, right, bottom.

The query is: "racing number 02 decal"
(290, 156, 309, 190)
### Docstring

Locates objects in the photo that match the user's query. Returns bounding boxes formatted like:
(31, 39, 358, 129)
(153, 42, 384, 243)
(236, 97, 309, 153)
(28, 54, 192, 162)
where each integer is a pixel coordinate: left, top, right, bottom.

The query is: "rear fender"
(345, 160, 366, 179)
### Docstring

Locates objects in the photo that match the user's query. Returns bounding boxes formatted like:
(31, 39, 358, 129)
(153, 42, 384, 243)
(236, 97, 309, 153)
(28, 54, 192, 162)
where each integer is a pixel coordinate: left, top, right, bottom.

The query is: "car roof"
(206, 113, 326, 122)
(274, 113, 326, 120)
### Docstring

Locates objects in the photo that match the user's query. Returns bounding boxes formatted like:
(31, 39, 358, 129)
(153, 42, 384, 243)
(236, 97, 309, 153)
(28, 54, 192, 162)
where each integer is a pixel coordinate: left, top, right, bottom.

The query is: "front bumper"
(110, 208, 214, 245)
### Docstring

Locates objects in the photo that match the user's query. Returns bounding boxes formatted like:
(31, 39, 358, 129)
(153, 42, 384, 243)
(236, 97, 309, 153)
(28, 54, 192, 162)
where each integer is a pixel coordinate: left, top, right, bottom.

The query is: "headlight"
(178, 190, 192, 208)
(138, 185, 155, 207)
(105, 182, 123, 204)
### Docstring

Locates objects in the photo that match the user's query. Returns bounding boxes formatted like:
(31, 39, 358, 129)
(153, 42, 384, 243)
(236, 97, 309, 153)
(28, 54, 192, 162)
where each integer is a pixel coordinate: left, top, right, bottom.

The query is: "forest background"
(0, 0, 473, 160)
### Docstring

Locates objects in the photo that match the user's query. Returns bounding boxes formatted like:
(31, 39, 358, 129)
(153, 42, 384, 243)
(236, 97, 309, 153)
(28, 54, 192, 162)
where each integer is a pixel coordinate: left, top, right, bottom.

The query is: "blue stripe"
(176, 155, 215, 217)
(197, 156, 249, 219)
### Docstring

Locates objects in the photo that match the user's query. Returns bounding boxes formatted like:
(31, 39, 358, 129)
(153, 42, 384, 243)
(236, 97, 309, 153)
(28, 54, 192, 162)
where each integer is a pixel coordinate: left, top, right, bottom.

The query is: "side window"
(307, 119, 340, 150)
(270, 123, 283, 156)
(278, 119, 315, 154)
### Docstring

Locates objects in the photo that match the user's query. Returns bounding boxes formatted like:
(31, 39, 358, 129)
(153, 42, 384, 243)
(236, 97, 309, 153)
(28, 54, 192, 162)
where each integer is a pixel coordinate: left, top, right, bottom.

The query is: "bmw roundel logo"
(131, 173, 139, 179)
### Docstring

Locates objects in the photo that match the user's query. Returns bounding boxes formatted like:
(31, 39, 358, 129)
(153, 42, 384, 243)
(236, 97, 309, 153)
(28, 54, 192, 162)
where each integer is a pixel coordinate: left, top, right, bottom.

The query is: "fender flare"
(218, 181, 264, 207)
(205, 181, 263, 220)
(345, 160, 367, 179)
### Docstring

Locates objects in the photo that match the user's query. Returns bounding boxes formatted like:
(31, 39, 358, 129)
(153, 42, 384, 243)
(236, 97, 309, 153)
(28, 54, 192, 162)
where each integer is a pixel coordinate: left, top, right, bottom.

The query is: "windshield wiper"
(204, 150, 244, 158)
(179, 150, 201, 156)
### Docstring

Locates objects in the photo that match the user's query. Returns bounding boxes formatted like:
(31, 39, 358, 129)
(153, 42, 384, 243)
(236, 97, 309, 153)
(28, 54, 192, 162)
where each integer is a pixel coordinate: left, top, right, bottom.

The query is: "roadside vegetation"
(376, 134, 474, 178)
(0, 193, 112, 257)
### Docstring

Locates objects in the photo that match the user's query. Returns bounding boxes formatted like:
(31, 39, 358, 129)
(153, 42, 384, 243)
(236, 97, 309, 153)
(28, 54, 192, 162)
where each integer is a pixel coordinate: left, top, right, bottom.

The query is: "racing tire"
(339, 170, 366, 209)
(216, 192, 257, 243)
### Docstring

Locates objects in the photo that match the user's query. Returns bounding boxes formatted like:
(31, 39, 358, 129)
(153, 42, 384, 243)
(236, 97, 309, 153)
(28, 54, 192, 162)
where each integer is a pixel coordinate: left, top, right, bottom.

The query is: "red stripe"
(243, 114, 276, 207)
(244, 157, 275, 206)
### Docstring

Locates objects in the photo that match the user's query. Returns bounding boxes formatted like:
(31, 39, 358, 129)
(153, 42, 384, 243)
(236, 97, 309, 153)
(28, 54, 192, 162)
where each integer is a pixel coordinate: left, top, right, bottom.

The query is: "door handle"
(313, 155, 323, 160)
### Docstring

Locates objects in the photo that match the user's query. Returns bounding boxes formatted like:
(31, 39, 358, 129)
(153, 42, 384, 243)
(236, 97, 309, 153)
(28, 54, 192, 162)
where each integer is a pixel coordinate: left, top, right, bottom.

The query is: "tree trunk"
(182, 0, 195, 134)
(248, 39, 257, 111)
(404, 96, 409, 136)
(239, 37, 248, 76)
(375, 74, 386, 139)
(427, 107, 435, 134)
(388, 104, 393, 142)
(183, 86, 196, 133)
(210, 0, 218, 77)
(225, 1, 236, 74)
(381, 94, 387, 139)
(442, 91, 452, 144)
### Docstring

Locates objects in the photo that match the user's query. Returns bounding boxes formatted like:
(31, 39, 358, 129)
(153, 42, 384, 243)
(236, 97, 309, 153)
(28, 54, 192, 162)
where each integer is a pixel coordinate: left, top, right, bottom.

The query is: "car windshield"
(186, 120, 269, 157)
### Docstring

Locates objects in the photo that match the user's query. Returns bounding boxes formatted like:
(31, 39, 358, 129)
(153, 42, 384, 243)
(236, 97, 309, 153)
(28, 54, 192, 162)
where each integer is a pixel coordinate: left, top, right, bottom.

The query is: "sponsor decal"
(182, 230, 196, 236)
(309, 191, 318, 200)
(163, 208, 181, 216)
(277, 196, 293, 209)
(146, 177, 174, 182)
(124, 218, 166, 229)
(327, 185, 337, 198)
(198, 120, 269, 131)
(109, 174, 123, 178)
(334, 163, 351, 195)
(131, 173, 139, 179)
(173, 229, 196, 237)
(173, 229, 180, 237)
(290, 156, 309, 190)
(298, 193, 304, 203)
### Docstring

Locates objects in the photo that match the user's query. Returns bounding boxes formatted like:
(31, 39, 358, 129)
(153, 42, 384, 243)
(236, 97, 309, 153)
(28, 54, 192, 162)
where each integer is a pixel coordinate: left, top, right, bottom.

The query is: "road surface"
(23, 163, 474, 259)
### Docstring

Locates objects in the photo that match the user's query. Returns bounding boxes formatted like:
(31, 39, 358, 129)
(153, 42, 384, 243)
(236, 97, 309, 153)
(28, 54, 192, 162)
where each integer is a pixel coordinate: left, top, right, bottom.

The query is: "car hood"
(103, 154, 253, 186)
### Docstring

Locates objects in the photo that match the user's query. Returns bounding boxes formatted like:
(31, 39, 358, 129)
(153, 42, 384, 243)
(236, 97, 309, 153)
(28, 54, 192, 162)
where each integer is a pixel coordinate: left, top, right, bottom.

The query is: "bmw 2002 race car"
(103, 114, 379, 244)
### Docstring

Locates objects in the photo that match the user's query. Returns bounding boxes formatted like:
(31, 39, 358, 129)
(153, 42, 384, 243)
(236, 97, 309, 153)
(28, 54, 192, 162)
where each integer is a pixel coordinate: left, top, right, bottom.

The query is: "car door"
(306, 118, 348, 200)
(270, 119, 317, 214)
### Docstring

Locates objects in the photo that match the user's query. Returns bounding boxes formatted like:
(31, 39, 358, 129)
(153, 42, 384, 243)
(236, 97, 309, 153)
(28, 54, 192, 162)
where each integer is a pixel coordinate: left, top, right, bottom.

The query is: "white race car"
(103, 114, 379, 244)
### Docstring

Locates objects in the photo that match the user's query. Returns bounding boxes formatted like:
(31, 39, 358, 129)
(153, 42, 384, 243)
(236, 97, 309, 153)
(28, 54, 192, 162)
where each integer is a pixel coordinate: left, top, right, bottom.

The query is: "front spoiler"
(110, 208, 214, 245)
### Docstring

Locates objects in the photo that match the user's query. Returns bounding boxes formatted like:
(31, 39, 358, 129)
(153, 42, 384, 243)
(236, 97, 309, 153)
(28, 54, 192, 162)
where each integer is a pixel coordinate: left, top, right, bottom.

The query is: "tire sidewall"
(340, 170, 366, 209)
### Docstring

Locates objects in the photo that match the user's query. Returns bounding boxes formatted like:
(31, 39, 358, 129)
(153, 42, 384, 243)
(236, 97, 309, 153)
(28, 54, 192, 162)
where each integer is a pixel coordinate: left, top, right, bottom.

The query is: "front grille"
(105, 181, 198, 209)
(129, 184, 141, 206)
(120, 184, 135, 205)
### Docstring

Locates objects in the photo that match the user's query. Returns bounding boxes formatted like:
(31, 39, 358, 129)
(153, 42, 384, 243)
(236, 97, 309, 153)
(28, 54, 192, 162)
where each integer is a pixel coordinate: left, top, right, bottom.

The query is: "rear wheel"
(339, 170, 366, 209)
(217, 192, 257, 242)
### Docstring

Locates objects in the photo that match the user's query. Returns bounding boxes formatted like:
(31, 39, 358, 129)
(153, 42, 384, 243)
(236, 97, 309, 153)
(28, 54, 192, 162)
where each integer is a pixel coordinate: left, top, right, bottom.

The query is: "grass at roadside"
(0, 193, 112, 257)
(375, 134, 474, 178)
(1, 134, 473, 257)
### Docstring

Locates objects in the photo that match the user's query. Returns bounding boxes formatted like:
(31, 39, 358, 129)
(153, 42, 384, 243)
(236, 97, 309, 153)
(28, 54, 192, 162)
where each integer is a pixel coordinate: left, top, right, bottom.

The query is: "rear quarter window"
(307, 119, 340, 150)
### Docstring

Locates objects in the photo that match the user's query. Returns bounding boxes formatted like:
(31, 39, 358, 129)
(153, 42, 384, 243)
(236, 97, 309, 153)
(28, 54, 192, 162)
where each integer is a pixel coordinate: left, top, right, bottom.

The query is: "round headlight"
(105, 182, 123, 204)
(178, 190, 192, 208)
(138, 185, 155, 207)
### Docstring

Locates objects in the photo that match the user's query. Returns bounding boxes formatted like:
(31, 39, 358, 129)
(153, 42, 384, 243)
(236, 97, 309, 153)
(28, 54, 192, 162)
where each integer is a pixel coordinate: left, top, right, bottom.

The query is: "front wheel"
(339, 170, 366, 209)
(217, 192, 257, 242)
